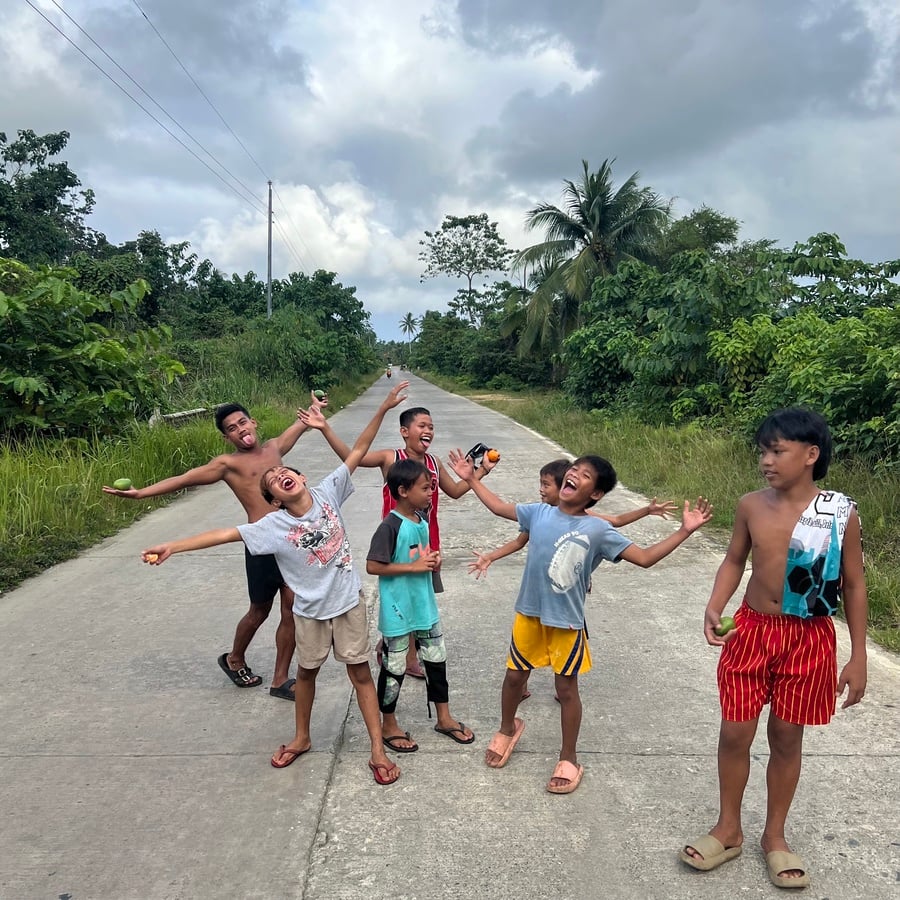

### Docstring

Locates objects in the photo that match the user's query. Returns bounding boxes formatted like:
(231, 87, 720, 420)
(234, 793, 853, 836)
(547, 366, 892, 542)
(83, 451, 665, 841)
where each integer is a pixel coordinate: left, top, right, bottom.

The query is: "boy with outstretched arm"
(141, 382, 410, 785)
(680, 408, 867, 889)
(317, 404, 496, 680)
(448, 449, 711, 794)
(103, 391, 328, 699)
(366, 459, 475, 753)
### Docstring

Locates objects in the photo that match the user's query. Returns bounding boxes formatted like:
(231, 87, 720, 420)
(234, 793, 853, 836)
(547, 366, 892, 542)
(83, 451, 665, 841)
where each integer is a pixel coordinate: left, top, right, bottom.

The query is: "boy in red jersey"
(680, 408, 867, 889)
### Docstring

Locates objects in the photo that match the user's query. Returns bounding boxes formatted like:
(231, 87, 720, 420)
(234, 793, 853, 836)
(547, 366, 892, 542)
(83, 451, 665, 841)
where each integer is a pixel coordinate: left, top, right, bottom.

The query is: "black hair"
(386, 458, 431, 501)
(259, 465, 302, 504)
(215, 403, 251, 433)
(399, 406, 430, 428)
(570, 455, 617, 507)
(539, 458, 571, 487)
(754, 407, 832, 481)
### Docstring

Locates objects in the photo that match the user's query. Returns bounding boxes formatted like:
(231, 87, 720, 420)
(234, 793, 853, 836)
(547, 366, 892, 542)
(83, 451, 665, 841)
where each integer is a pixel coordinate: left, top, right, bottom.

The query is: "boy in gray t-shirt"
(449, 449, 711, 795)
(142, 381, 410, 785)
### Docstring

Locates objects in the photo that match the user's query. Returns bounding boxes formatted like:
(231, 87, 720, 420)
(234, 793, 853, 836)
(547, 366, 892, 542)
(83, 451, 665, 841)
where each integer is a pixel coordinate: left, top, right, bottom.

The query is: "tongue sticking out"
(241, 435, 254, 447)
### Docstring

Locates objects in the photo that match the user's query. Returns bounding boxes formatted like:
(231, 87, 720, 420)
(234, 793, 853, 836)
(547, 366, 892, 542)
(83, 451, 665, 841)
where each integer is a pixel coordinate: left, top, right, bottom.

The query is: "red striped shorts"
(717, 601, 837, 725)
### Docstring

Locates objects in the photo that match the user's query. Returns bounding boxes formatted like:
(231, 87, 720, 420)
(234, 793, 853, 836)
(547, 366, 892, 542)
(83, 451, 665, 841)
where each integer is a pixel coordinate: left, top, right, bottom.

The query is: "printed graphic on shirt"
(547, 532, 591, 594)
(783, 491, 854, 618)
(285, 501, 352, 570)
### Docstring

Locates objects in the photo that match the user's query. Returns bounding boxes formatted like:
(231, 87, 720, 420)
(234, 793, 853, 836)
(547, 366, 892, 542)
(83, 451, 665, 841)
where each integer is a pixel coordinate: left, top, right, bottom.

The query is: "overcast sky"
(3, 0, 898, 340)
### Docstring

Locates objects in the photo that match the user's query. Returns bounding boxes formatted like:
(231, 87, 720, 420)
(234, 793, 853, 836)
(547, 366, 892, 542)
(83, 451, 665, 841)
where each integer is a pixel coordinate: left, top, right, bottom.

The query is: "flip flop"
(269, 678, 296, 701)
(382, 731, 419, 753)
(484, 717, 525, 768)
(270, 744, 310, 769)
(218, 653, 262, 688)
(434, 722, 475, 744)
(766, 850, 810, 888)
(368, 760, 401, 785)
(679, 834, 743, 871)
(546, 759, 584, 794)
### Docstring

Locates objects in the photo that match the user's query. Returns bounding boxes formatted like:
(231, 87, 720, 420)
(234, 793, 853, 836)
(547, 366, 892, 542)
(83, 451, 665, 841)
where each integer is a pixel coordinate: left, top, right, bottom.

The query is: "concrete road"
(1, 373, 897, 900)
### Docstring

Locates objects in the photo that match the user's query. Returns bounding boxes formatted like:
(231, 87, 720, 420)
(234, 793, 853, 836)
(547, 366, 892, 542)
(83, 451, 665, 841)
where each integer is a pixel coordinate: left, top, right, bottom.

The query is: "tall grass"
(0, 375, 373, 594)
(433, 377, 900, 653)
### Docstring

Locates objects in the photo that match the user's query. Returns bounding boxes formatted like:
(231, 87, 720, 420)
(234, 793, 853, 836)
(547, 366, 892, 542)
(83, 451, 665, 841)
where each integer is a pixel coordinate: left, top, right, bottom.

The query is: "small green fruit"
(715, 616, 736, 637)
(313, 390, 326, 399)
(113, 478, 133, 491)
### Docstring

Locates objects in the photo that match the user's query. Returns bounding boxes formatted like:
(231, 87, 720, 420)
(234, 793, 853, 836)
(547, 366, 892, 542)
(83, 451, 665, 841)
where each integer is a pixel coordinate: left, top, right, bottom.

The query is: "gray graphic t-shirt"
(238, 464, 361, 620)
(514, 503, 632, 629)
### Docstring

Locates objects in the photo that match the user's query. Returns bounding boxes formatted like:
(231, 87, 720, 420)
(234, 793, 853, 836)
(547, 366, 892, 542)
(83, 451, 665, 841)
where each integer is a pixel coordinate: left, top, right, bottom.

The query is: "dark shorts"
(244, 548, 285, 606)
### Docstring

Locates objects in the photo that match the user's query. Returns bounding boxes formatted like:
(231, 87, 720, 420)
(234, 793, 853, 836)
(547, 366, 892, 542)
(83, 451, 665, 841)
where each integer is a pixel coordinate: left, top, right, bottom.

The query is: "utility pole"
(266, 180, 273, 318)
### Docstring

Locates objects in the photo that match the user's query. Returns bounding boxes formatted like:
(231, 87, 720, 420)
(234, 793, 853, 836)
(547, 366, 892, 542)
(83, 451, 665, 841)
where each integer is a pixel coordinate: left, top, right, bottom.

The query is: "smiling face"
(261, 466, 308, 506)
(758, 438, 819, 490)
(557, 461, 604, 511)
(539, 473, 561, 506)
(400, 413, 434, 455)
(220, 410, 260, 451)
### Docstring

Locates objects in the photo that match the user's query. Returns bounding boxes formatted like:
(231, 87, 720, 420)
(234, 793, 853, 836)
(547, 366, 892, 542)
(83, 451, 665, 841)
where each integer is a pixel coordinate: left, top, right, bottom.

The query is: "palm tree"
(399, 312, 420, 363)
(511, 159, 670, 354)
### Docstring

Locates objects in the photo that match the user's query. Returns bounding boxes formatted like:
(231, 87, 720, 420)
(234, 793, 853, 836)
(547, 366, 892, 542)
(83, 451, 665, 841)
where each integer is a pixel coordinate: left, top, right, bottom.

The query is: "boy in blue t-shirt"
(448, 449, 711, 794)
(366, 459, 475, 753)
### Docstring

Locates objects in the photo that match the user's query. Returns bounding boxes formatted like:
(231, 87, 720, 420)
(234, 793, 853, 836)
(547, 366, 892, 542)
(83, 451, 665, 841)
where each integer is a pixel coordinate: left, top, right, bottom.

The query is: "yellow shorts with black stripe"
(506, 612, 592, 676)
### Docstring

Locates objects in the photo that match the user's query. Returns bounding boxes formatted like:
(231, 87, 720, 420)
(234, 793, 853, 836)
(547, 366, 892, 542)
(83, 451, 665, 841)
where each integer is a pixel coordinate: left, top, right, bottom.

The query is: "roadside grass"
(430, 375, 900, 653)
(0, 375, 373, 595)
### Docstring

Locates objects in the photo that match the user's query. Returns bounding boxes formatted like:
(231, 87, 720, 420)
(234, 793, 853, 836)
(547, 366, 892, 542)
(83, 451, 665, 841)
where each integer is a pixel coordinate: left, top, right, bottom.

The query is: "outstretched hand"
(447, 448, 476, 482)
(308, 389, 329, 410)
(102, 485, 139, 499)
(467, 550, 492, 579)
(141, 544, 172, 565)
(681, 497, 713, 533)
(298, 405, 327, 430)
(648, 497, 677, 519)
(382, 380, 410, 409)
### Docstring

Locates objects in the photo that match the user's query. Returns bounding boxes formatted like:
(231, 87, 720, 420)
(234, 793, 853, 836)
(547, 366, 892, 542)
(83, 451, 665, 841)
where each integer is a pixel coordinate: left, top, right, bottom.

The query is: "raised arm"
(437, 451, 496, 499)
(142, 527, 243, 564)
(617, 497, 712, 569)
(103, 456, 230, 499)
(446, 448, 517, 520)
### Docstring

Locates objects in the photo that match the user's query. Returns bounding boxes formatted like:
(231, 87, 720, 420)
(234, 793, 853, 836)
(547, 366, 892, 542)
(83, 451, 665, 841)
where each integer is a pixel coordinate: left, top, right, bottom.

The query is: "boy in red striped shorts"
(680, 408, 868, 890)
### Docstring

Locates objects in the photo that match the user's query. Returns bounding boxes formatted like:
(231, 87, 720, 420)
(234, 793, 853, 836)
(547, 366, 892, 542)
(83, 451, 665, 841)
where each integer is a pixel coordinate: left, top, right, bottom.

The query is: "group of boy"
(115, 386, 867, 891)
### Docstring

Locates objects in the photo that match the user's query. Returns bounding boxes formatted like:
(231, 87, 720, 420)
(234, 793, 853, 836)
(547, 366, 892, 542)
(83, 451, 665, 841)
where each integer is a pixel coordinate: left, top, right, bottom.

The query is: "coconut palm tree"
(399, 312, 420, 364)
(511, 159, 670, 355)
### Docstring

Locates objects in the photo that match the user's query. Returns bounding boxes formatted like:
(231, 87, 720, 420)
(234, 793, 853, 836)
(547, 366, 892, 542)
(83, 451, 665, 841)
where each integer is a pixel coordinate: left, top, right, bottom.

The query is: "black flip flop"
(434, 722, 475, 744)
(269, 678, 296, 701)
(382, 731, 419, 753)
(218, 653, 262, 688)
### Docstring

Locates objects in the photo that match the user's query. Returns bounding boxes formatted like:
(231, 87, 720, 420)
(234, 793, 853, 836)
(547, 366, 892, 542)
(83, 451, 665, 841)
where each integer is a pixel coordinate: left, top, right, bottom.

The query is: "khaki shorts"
(294, 596, 370, 669)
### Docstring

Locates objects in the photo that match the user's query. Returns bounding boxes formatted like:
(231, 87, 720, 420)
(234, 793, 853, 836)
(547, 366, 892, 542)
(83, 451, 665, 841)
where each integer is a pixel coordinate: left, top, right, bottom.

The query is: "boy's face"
(539, 473, 561, 506)
(400, 414, 434, 454)
(401, 472, 433, 509)
(758, 438, 819, 488)
(220, 410, 259, 451)
(558, 461, 604, 507)
(263, 466, 308, 505)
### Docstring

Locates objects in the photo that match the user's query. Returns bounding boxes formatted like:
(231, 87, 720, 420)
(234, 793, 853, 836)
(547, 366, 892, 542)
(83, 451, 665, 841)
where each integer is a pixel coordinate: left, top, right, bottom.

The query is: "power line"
(23, 0, 267, 218)
(128, 0, 317, 273)
(39, 0, 267, 216)
(129, 0, 270, 183)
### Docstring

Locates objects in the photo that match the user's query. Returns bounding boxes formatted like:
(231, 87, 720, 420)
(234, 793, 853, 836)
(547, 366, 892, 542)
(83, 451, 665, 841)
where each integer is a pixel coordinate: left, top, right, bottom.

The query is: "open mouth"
(240, 434, 254, 447)
(420, 435, 433, 447)
(561, 475, 577, 493)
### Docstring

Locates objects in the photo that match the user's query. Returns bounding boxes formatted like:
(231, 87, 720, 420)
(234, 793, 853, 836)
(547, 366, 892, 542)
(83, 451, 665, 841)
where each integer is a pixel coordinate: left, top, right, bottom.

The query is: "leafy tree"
(0, 130, 101, 266)
(0, 258, 184, 434)
(511, 159, 670, 356)
(657, 205, 739, 268)
(419, 213, 513, 325)
(414, 310, 474, 375)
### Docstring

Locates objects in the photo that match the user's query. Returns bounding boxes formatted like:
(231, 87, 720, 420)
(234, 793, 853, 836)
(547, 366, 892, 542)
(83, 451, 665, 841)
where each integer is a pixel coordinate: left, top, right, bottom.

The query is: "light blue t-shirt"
(514, 503, 633, 629)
